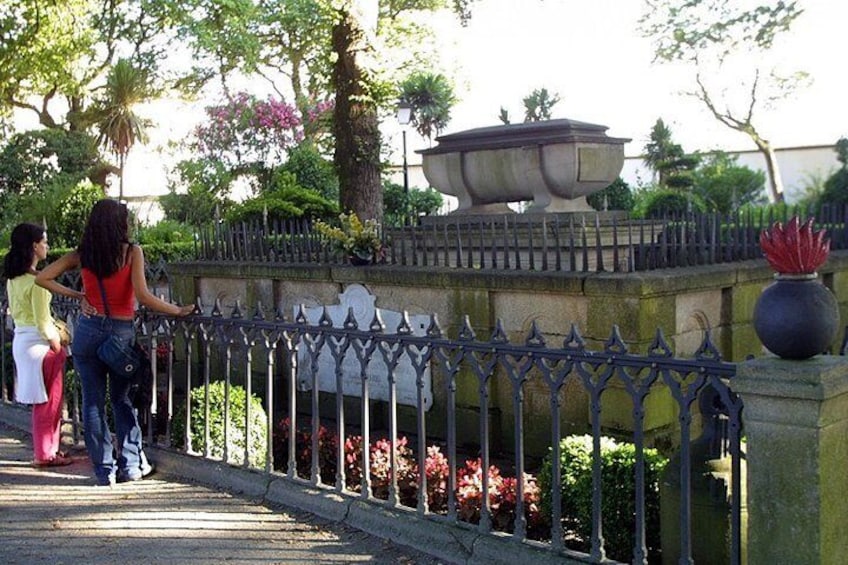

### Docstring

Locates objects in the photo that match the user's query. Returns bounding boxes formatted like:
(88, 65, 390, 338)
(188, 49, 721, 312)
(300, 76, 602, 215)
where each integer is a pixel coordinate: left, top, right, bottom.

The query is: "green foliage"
(498, 107, 510, 125)
(538, 435, 667, 562)
(161, 158, 234, 226)
(835, 137, 848, 167)
(225, 184, 338, 224)
(398, 72, 457, 141)
(137, 220, 195, 245)
(639, 2, 806, 204)
(640, 0, 804, 64)
(644, 118, 698, 192)
(819, 138, 848, 209)
(171, 381, 267, 468)
(641, 189, 705, 218)
(630, 186, 705, 219)
(692, 152, 766, 214)
(138, 241, 196, 263)
(819, 169, 848, 208)
(0, 1, 173, 130)
(0, 129, 100, 195)
(91, 58, 152, 198)
(314, 212, 383, 258)
(792, 170, 829, 210)
(162, 0, 262, 96)
(276, 143, 338, 201)
(52, 179, 103, 247)
(523, 87, 560, 122)
(0, 127, 104, 247)
(498, 87, 561, 124)
(588, 178, 634, 211)
(382, 180, 444, 227)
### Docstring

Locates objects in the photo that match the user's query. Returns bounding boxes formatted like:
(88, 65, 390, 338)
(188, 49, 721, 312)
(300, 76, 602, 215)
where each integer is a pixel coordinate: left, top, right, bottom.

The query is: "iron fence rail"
(28, 301, 739, 565)
(195, 205, 848, 273)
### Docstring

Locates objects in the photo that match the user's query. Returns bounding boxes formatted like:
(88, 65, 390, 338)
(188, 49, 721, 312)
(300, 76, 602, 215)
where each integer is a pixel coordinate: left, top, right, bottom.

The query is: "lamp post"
(396, 101, 412, 224)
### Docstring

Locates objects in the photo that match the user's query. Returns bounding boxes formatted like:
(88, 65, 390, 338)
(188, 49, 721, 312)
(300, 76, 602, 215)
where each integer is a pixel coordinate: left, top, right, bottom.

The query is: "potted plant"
(314, 212, 385, 265)
(753, 216, 839, 359)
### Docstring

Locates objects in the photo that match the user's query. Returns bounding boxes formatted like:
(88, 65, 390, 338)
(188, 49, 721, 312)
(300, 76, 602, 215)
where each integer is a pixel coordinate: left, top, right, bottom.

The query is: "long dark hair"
(2, 223, 45, 280)
(79, 199, 131, 277)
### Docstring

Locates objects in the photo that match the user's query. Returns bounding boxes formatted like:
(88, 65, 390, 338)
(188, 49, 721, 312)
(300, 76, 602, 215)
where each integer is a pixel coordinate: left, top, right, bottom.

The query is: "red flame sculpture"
(759, 216, 830, 275)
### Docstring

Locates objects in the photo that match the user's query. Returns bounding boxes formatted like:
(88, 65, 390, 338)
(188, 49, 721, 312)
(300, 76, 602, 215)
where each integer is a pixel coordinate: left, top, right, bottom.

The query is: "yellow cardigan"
(6, 273, 60, 342)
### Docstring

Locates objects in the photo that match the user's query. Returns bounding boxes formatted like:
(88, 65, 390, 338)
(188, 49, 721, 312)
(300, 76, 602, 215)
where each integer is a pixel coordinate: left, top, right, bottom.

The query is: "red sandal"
(32, 453, 73, 467)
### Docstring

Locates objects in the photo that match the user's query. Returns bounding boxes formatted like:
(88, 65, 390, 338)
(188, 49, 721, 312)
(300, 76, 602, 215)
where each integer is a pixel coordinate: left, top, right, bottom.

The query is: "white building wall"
(389, 143, 842, 210)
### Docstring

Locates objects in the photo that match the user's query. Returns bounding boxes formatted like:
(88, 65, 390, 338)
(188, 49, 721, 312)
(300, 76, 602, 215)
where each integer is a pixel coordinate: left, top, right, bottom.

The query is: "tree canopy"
(640, 0, 806, 203)
(0, 0, 478, 223)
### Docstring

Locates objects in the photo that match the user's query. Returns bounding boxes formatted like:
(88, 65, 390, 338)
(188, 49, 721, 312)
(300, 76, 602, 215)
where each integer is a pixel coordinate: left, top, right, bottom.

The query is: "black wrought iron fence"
(195, 204, 848, 273)
(64, 302, 742, 565)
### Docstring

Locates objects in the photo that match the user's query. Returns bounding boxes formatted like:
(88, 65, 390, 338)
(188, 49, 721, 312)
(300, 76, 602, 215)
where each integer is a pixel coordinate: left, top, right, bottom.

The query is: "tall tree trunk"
(756, 140, 785, 204)
(118, 152, 126, 201)
(331, 6, 382, 223)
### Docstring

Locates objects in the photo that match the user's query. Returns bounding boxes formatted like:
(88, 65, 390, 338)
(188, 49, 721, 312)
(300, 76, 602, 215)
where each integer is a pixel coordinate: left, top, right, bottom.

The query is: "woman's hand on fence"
(175, 304, 195, 317)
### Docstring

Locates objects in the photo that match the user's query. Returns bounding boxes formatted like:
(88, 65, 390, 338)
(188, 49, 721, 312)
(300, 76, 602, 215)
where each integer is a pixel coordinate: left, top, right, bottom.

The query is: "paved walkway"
(0, 418, 440, 565)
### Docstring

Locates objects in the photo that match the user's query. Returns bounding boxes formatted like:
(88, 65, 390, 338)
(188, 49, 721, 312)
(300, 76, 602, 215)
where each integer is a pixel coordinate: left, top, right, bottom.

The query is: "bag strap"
(96, 244, 134, 320)
(96, 276, 112, 319)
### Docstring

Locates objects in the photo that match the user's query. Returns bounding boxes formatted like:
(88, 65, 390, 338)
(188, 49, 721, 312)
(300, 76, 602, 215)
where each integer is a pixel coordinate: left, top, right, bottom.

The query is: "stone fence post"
(734, 356, 848, 564)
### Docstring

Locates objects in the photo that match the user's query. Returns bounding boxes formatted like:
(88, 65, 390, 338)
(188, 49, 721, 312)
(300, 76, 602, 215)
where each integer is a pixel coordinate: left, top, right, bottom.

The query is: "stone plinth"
(734, 356, 848, 564)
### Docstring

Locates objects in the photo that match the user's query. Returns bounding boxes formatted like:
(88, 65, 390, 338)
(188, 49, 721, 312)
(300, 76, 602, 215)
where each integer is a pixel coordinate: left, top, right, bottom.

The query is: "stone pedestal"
(734, 356, 848, 564)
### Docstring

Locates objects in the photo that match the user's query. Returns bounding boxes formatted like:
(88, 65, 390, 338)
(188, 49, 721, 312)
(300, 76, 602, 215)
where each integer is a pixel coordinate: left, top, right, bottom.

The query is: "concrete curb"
(148, 444, 593, 565)
(1, 402, 592, 565)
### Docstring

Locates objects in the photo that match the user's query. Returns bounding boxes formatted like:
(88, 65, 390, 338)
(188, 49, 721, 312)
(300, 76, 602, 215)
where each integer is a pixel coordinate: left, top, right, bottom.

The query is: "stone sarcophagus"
(419, 119, 630, 214)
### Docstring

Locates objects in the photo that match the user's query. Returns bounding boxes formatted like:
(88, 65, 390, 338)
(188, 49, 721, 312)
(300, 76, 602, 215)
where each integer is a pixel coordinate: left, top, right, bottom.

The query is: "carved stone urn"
(418, 119, 630, 215)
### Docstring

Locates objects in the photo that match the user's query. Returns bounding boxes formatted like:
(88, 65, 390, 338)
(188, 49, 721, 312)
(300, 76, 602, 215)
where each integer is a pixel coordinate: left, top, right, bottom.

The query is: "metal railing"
(3, 296, 743, 564)
(194, 204, 848, 273)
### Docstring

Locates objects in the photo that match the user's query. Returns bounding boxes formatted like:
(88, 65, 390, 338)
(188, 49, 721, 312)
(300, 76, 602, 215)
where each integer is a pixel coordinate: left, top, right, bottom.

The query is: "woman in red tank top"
(36, 199, 194, 486)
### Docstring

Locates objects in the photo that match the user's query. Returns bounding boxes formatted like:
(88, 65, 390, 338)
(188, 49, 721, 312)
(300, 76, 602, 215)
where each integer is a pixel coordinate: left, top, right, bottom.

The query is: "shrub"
(538, 435, 667, 562)
(161, 158, 234, 226)
(343, 435, 419, 507)
(225, 184, 338, 224)
(273, 417, 337, 484)
(818, 137, 848, 209)
(639, 189, 705, 218)
(278, 143, 338, 201)
(382, 180, 444, 226)
(692, 151, 766, 214)
(267, 423, 544, 536)
(588, 177, 634, 211)
(171, 381, 268, 467)
(455, 457, 545, 537)
(423, 445, 450, 511)
(53, 179, 103, 247)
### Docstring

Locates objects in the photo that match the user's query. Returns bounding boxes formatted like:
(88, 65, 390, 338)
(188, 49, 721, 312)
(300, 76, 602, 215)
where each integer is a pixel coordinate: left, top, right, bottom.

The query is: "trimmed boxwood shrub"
(171, 381, 268, 468)
(641, 189, 705, 218)
(538, 435, 667, 562)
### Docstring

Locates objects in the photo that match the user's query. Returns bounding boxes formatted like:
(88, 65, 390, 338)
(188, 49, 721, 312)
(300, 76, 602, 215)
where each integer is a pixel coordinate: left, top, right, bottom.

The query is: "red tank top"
(82, 263, 135, 318)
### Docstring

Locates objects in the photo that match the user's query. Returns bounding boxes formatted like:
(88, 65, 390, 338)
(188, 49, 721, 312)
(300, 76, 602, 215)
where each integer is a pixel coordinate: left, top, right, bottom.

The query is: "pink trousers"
(32, 349, 66, 462)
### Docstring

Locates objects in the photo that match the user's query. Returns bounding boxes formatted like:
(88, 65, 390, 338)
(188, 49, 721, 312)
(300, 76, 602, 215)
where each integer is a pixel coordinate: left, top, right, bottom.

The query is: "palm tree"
(398, 72, 457, 144)
(94, 59, 151, 200)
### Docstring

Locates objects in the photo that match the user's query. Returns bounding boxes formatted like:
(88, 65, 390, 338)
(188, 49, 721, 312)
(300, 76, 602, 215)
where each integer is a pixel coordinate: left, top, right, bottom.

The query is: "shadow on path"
(0, 418, 438, 565)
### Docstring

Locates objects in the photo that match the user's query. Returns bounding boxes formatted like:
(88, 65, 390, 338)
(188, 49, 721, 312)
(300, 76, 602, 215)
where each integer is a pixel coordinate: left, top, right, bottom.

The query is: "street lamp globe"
(396, 101, 412, 126)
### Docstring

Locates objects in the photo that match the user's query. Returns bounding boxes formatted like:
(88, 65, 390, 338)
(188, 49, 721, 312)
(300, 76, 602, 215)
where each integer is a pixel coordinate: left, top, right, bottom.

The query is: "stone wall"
(168, 251, 848, 455)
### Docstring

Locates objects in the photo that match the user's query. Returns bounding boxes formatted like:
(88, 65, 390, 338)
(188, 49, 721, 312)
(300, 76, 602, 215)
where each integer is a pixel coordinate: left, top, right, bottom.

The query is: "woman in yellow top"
(3, 223, 81, 466)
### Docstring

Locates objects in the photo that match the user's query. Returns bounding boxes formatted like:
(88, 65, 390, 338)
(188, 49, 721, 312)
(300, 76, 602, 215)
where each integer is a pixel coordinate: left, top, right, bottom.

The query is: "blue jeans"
(72, 315, 143, 483)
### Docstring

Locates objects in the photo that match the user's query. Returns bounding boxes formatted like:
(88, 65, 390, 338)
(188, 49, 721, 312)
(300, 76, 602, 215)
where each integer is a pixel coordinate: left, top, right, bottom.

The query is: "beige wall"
(171, 251, 848, 454)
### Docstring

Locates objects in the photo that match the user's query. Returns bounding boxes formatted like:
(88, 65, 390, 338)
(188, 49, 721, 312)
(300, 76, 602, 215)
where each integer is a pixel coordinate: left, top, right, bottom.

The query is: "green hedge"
(538, 435, 667, 562)
(171, 381, 268, 468)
